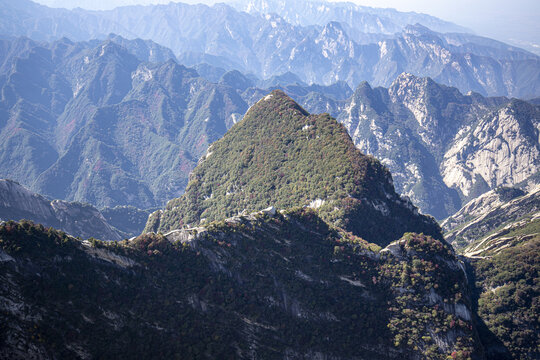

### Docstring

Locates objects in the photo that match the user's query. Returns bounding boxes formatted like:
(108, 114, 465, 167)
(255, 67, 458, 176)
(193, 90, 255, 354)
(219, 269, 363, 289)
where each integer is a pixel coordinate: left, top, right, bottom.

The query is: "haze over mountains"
(0, 36, 248, 209)
(29, 0, 540, 59)
(0, 1, 538, 359)
(1, 34, 537, 220)
(1, 0, 539, 98)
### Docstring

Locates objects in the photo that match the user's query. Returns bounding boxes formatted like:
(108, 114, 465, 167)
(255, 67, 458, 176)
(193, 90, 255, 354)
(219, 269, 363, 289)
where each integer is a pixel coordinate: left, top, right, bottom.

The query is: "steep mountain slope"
(437, 186, 540, 358)
(0, 0, 538, 98)
(0, 179, 124, 240)
(147, 90, 441, 246)
(468, 236, 539, 360)
(0, 212, 480, 359)
(338, 73, 539, 219)
(442, 186, 540, 250)
(0, 36, 247, 208)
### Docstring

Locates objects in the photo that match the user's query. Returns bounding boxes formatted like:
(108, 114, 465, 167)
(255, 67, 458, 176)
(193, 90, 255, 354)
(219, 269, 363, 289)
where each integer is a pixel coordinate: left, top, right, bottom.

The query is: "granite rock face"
(338, 73, 539, 219)
(442, 100, 540, 198)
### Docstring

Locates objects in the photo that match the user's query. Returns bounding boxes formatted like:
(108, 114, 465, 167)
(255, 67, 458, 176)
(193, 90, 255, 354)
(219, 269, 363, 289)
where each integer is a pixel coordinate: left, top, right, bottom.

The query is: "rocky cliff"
(0, 179, 124, 240)
(338, 73, 539, 219)
(0, 211, 480, 359)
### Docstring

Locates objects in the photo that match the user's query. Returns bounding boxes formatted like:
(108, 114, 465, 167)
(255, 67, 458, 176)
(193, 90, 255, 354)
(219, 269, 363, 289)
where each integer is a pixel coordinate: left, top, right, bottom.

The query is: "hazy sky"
(34, 0, 540, 50)
(349, 0, 540, 47)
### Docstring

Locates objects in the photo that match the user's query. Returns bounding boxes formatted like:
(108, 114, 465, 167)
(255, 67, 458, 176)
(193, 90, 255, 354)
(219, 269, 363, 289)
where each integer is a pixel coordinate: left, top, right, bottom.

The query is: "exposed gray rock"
(442, 101, 540, 198)
(338, 73, 539, 219)
(0, 179, 124, 240)
(443, 185, 540, 249)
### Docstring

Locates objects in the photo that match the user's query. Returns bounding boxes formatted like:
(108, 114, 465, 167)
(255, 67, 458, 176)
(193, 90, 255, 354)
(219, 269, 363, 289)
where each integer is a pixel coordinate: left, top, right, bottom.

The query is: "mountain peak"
(250, 89, 310, 117)
(146, 91, 441, 245)
(392, 72, 422, 84)
(403, 23, 434, 36)
(389, 72, 442, 96)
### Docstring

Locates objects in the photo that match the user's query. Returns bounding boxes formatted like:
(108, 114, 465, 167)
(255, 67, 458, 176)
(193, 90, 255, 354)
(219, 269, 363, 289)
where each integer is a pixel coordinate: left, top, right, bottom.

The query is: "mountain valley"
(0, 0, 538, 359)
(1, 34, 538, 220)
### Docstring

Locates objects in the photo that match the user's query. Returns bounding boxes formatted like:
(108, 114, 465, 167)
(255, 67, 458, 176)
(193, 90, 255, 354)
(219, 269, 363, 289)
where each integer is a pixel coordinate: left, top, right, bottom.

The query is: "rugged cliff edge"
(338, 74, 539, 219)
(0, 210, 480, 359)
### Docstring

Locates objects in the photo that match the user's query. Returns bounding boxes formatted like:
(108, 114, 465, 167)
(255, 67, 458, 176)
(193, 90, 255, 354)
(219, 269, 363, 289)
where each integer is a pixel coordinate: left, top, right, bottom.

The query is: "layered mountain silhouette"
(0, 36, 247, 208)
(1, 34, 537, 221)
(0, 0, 538, 98)
(232, 0, 469, 33)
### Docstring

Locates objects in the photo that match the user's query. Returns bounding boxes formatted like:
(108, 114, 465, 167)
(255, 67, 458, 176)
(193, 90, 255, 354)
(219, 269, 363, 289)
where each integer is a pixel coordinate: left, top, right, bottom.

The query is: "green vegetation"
(471, 237, 539, 359)
(153, 90, 441, 246)
(1, 217, 474, 359)
(503, 218, 540, 238)
(381, 234, 476, 359)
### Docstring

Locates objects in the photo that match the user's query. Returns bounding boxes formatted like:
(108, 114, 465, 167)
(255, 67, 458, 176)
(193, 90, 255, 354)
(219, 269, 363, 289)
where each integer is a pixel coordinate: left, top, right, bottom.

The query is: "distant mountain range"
(231, 0, 470, 34)
(337, 74, 540, 219)
(1, 35, 537, 220)
(0, 36, 247, 209)
(0, 0, 539, 98)
(0, 35, 353, 210)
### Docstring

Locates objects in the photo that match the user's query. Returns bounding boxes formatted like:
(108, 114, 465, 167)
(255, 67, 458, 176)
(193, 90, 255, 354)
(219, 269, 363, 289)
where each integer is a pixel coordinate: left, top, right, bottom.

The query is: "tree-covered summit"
(147, 90, 441, 245)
